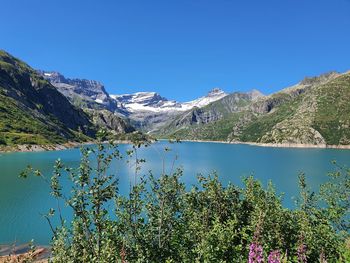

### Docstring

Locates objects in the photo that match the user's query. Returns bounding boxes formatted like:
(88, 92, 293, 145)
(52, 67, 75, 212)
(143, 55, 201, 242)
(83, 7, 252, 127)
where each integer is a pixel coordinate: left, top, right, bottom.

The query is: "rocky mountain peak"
(111, 88, 229, 115)
(131, 92, 168, 106)
(111, 92, 179, 113)
(247, 89, 264, 100)
(40, 71, 105, 93)
(38, 71, 67, 83)
(38, 71, 117, 111)
(207, 88, 226, 97)
(300, 71, 340, 86)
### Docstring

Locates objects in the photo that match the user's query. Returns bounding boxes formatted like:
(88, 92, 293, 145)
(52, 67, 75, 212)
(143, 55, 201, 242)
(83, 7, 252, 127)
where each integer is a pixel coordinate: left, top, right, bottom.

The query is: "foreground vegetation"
(22, 134, 350, 262)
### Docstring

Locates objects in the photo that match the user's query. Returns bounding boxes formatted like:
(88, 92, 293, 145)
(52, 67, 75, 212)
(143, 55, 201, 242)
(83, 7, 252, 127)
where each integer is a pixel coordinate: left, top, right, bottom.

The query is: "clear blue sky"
(2, 0, 350, 101)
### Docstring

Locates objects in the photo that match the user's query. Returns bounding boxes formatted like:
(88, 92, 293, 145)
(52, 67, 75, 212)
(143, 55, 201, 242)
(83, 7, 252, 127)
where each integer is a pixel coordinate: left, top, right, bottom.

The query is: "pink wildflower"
(249, 242, 264, 263)
(268, 250, 281, 263)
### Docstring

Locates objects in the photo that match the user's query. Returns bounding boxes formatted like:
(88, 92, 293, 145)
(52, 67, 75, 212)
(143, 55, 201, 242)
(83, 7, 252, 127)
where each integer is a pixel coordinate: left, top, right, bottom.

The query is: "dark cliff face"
(88, 109, 135, 134)
(0, 50, 95, 142)
(249, 94, 293, 114)
(43, 71, 108, 98)
(39, 71, 118, 112)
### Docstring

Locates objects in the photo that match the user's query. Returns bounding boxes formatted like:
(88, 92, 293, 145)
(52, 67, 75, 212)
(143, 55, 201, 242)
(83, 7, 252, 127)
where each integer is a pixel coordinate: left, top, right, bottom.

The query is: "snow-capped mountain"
(38, 70, 228, 131)
(111, 92, 181, 112)
(180, 88, 228, 111)
(111, 88, 228, 113)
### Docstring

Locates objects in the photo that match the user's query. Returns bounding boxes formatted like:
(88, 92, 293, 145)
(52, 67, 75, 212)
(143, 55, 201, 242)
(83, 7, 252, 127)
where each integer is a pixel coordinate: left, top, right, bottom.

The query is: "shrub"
(22, 137, 350, 262)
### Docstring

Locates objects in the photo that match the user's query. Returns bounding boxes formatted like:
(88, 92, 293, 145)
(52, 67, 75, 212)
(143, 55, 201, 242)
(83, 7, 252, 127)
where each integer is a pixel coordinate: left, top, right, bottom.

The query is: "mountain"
(38, 70, 230, 133)
(110, 88, 228, 131)
(155, 90, 264, 140)
(111, 92, 179, 113)
(156, 71, 350, 145)
(39, 71, 118, 112)
(236, 71, 348, 145)
(111, 88, 227, 113)
(3, 49, 348, 147)
(38, 70, 138, 137)
(0, 50, 95, 145)
(85, 109, 135, 135)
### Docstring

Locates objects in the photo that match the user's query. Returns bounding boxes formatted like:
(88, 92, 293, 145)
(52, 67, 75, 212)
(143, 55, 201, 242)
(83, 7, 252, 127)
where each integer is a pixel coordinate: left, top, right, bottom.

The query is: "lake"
(0, 141, 349, 245)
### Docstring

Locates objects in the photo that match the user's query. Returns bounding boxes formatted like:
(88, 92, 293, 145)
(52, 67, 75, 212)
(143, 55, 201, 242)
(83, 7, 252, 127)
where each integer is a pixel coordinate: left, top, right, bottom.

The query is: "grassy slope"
(156, 93, 251, 140)
(0, 91, 65, 145)
(237, 95, 299, 142)
(312, 73, 350, 144)
(0, 51, 93, 146)
(240, 73, 350, 145)
(168, 113, 245, 141)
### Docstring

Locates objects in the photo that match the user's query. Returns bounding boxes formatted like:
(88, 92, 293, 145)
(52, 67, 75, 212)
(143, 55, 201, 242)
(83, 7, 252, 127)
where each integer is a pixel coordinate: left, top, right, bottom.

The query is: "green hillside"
(0, 50, 94, 146)
(312, 73, 350, 144)
(155, 92, 253, 140)
(157, 72, 350, 145)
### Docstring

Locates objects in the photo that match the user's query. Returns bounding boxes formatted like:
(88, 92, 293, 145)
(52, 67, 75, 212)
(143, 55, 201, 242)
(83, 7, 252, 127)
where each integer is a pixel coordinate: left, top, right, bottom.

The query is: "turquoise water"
(0, 141, 349, 245)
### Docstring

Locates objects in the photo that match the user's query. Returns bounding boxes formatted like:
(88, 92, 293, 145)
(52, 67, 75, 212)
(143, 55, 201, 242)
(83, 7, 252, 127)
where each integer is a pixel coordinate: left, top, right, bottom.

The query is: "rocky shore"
(0, 142, 82, 153)
(0, 244, 50, 263)
(178, 139, 350, 150)
(0, 140, 136, 154)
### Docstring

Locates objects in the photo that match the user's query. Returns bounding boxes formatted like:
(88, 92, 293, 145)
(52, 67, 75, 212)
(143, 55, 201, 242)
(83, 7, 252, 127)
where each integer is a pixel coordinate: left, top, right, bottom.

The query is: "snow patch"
(110, 88, 228, 113)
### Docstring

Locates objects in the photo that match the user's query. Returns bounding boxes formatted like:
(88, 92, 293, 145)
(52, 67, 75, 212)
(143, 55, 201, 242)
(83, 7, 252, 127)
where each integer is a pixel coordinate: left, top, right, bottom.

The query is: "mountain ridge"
(39, 69, 236, 132)
(155, 71, 350, 146)
(39, 70, 118, 112)
(111, 88, 228, 113)
(1, 49, 349, 147)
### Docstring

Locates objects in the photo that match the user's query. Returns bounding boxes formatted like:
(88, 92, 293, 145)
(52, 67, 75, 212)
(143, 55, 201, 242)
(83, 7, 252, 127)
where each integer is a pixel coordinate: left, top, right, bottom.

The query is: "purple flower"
(249, 242, 264, 263)
(297, 243, 307, 263)
(268, 250, 281, 263)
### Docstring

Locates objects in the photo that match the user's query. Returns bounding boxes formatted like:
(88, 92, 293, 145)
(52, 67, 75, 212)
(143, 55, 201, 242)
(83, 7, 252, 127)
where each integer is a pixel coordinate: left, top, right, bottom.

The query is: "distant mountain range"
(110, 88, 230, 131)
(39, 70, 233, 132)
(1, 50, 350, 147)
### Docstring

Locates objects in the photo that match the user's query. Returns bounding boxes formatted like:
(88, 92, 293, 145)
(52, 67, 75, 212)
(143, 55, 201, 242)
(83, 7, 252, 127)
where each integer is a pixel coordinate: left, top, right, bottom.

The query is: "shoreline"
(0, 140, 134, 154)
(169, 139, 350, 150)
(0, 141, 88, 154)
(0, 244, 49, 262)
(1, 139, 350, 154)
